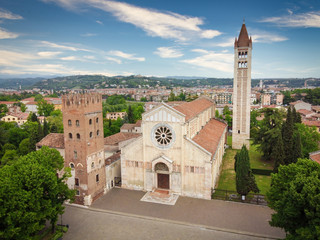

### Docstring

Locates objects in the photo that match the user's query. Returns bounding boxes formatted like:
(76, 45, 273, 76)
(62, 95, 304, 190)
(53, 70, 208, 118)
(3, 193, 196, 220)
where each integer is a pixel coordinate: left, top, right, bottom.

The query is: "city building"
(1, 112, 29, 125)
(121, 97, 227, 200)
(62, 93, 106, 206)
(106, 112, 126, 120)
(232, 22, 252, 149)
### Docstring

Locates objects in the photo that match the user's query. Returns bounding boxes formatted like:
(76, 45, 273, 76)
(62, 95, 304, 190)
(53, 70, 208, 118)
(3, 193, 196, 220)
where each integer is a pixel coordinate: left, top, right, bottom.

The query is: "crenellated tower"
(62, 93, 106, 205)
(232, 22, 252, 149)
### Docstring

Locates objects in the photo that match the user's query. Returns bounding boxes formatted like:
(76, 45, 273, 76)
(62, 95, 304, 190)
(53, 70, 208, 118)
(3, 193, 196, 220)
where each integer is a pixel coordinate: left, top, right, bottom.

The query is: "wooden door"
(157, 173, 169, 189)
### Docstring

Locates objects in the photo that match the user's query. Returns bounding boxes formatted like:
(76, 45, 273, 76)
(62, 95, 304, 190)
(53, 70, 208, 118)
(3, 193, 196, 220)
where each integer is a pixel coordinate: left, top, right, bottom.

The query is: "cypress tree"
(293, 132, 302, 163)
(271, 130, 285, 172)
(235, 145, 259, 197)
(283, 106, 294, 165)
(43, 119, 49, 137)
(127, 105, 134, 124)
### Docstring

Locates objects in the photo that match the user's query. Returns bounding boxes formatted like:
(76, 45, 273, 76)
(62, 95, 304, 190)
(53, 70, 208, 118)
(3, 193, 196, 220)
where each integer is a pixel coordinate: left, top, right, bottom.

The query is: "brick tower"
(232, 22, 252, 149)
(62, 93, 106, 205)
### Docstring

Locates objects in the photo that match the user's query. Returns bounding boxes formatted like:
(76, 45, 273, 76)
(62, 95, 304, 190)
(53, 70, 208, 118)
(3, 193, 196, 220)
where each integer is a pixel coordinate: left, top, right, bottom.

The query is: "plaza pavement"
(85, 188, 285, 239)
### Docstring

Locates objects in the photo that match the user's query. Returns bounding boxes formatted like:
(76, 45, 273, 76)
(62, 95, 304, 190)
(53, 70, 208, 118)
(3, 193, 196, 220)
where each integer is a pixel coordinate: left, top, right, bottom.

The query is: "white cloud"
(181, 49, 233, 73)
(42, 0, 221, 42)
(0, 27, 19, 39)
(41, 41, 91, 52)
(96, 20, 103, 25)
(0, 8, 23, 20)
(37, 51, 62, 57)
(251, 33, 288, 43)
(60, 56, 77, 61)
(214, 38, 234, 47)
(154, 47, 183, 58)
(108, 50, 145, 62)
(105, 56, 122, 64)
(84, 55, 95, 60)
(81, 33, 97, 37)
(261, 11, 320, 28)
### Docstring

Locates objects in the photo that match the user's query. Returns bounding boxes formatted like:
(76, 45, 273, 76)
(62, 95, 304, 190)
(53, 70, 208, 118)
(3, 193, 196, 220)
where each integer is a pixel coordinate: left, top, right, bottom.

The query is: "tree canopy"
(0, 147, 74, 239)
(267, 159, 320, 239)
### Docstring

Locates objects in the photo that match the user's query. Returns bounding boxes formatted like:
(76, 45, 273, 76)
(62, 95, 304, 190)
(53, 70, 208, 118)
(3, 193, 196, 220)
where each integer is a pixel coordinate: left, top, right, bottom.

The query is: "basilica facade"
(121, 97, 227, 200)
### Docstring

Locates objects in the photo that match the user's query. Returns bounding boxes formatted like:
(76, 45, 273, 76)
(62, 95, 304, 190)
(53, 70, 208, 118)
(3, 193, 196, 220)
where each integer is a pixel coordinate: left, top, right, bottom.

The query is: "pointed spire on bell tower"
(235, 20, 252, 48)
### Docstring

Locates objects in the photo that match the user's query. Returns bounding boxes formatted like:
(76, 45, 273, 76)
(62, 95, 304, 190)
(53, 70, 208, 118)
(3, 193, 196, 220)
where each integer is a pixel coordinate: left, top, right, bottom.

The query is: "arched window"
(90, 132, 93, 138)
(70, 163, 75, 169)
(74, 150, 77, 159)
(76, 120, 79, 126)
(97, 130, 100, 136)
(96, 118, 99, 123)
(68, 120, 72, 126)
(77, 133, 80, 139)
(69, 133, 72, 139)
(91, 162, 95, 169)
(89, 119, 92, 125)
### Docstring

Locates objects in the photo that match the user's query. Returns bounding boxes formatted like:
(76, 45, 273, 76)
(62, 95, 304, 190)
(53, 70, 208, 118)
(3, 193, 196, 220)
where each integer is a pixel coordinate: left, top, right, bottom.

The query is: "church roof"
(173, 97, 214, 121)
(36, 133, 65, 149)
(235, 23, 252, 48)
(104, 132, 141, 145)
(192, 119, 227, 155)
(105, 151, 121, 166)
(310, 150, 320, 165)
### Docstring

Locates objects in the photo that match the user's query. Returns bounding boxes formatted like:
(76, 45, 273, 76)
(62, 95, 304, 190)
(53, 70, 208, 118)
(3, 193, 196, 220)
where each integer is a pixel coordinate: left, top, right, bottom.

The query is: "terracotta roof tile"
(192, 119, 227, 155)
(173, 97, 214, 121)
(104, 132, 141, 145)
(105, 151, 121, 166)
(297, 109, 314, 116)
(36, 133, 65, 149)
(310, 151, 320, 165)
(303, 120, 320, 127)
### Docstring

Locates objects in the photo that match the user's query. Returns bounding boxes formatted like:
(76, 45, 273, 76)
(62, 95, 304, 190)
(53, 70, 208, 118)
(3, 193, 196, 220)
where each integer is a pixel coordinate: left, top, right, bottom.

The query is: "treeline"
(282, 87, 320, 105)
(251, 107, 320, 172)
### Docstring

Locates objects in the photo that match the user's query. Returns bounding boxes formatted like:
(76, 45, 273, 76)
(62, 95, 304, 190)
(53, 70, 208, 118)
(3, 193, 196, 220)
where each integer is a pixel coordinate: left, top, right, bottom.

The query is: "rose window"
(154, 126, 172, 145)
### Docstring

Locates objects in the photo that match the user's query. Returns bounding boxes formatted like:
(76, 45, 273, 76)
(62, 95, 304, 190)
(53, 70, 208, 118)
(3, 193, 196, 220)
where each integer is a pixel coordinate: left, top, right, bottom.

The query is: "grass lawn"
(216, 136, 272, 195)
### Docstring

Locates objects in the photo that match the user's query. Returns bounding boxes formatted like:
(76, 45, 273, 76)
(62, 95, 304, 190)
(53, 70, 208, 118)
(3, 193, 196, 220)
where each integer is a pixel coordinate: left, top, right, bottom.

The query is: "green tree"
(1, 149, 18, 166)
(234, 145, 259, 197)
(8, 127, 28, 148)
(43, 119, 49, 137)
(295, 123, 320, 158)
(168, 90, 175, 101)
(34, 94, 43, 102)
(0, 147, 74, 239)
(28, 112, 38, 122)
(282, 107, 294, 165)
(267, 159, 320, 239)
(271, 129, 285, 173)
(37, 99, 55, 117)
(140, 97, 147, 102)
(0, 104, 8, 118)
(293, 132, 302, 163)
(292, 107, 302, 124)
(127, 105, 134, 123)
(253, 108, 284, 160)
(47, 110, 63, 133)
(223, 105, 232, 115)
(18, 138, 30, 155)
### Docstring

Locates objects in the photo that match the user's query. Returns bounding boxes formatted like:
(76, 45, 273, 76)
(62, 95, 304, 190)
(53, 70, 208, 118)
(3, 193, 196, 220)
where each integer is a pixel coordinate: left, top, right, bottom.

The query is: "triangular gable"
(143, 102, 185, 123)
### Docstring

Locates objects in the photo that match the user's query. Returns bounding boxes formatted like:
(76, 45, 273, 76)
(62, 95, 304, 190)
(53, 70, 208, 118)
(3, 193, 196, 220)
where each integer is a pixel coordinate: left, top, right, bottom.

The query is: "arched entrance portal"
(155, 162, 169, 189)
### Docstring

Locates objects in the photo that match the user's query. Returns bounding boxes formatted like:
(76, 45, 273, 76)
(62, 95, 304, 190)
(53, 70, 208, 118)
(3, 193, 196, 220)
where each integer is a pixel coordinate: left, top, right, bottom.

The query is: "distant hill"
(0, 77, 45, 89)
(30, 75, 235, 90)
(1, 75, 319, 90)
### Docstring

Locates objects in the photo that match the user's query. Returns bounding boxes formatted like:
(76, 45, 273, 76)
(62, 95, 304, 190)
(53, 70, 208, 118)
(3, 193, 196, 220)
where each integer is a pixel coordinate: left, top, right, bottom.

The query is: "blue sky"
(0, 0, 319, 78)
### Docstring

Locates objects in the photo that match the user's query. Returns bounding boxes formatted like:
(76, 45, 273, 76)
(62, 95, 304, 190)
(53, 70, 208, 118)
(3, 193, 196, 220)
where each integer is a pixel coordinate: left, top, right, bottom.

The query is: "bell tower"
(232, 22, 252, 149)
(62, 92, 106, 205)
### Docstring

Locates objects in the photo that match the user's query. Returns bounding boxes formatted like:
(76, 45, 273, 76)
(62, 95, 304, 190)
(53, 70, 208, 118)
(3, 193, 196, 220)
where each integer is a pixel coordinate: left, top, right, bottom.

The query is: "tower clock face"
(151, 123, 175, 149)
